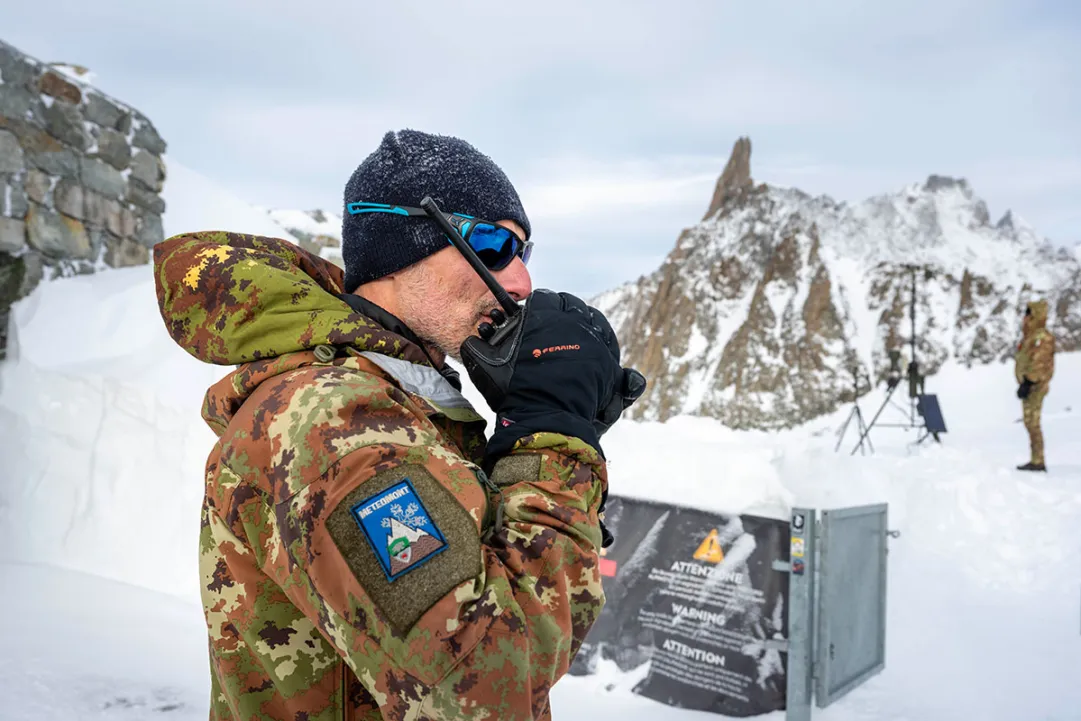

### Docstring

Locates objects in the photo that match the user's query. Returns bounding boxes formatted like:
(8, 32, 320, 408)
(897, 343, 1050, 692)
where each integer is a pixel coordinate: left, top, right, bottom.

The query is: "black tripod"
(849, 355, 934, 455)
(835, 366, 873, 455)
(842, 264, 945, 455)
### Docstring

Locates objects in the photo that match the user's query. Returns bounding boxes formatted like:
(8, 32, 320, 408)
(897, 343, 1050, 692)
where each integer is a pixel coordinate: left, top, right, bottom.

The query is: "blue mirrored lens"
(468, 223, 520, 270)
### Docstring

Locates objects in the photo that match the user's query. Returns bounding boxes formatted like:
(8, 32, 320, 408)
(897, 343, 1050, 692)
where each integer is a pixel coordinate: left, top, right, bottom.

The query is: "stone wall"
(0, 38, 167, 358)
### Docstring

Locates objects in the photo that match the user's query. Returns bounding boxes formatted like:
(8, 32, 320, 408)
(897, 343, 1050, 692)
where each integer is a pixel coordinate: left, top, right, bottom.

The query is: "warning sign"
(692, 529, 725, 564)
(568, 496, 790, 717)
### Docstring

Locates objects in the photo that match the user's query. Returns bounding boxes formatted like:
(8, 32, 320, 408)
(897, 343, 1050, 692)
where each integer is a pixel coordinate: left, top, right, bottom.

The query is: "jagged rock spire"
(703, 136, 754, 220)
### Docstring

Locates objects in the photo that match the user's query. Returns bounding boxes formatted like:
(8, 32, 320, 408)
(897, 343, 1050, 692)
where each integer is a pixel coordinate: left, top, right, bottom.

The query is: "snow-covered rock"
(595, 138, 1081, 430)
(264, 208, 343, 268)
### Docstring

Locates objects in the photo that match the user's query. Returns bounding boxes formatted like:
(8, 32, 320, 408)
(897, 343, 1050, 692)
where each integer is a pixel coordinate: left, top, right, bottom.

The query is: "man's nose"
(494, 257, 532, 301)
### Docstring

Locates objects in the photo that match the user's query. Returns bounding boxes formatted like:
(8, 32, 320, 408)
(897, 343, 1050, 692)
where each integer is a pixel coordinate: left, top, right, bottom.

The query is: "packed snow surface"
(1, 263, 1079, 720)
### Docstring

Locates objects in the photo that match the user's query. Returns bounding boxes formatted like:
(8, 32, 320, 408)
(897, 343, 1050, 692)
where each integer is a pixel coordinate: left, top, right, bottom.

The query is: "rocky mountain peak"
(923, 174, 970, 193)
(593, 138, 1081, 430)
(703, 136, 754, 220)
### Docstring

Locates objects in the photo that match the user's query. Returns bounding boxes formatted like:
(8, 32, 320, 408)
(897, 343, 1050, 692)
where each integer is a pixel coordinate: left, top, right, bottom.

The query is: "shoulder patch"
(350, 479, 448, 581)
(324, 464, 483, 635)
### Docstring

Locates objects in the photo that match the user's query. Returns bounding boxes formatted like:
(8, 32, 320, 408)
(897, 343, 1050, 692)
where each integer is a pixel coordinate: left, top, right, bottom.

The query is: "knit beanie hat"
(341, 129, 532, 292)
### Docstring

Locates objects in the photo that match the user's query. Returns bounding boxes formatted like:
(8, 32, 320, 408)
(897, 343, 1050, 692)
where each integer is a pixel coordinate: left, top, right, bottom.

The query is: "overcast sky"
(6, 0, 1079, 297)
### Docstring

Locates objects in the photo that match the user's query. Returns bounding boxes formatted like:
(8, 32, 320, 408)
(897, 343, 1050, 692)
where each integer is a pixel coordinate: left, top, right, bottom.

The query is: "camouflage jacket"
(153, 232, 608, 721)
(1015, 299, 1056, 385)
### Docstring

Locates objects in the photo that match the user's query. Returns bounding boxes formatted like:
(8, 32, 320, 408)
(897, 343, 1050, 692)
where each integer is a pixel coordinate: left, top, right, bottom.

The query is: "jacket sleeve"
(213, 367, 606, 721)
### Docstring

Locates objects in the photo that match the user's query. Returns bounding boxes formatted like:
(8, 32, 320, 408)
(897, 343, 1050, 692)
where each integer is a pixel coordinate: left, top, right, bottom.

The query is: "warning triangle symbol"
(693, 529, 725, 564)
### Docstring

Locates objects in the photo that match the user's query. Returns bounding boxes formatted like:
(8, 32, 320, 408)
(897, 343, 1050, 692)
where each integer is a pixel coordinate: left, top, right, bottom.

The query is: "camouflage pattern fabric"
(154, 232, 608, 721)
(1015, 299, 1056, 465)
(1022, 383, 1048, 465)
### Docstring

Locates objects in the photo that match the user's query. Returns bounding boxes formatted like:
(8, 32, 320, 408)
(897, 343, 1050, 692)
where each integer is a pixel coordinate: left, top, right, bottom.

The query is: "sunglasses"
(346, 201, 533, 271)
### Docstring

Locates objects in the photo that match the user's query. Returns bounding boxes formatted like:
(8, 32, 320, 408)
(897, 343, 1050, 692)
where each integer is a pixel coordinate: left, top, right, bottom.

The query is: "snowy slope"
(0, 563, 210, 720)
(263, 207, 344, 267)
(0, 154, 300, 598)
(160, 159, 345, 267)
(0, 161, 327, 598)
(1, 253, 1080, 718)
(810, 179, 1071, 290)
(161, 158, 299, 242)
(265, 208, 342, 241)
(0, 264, 222, 598)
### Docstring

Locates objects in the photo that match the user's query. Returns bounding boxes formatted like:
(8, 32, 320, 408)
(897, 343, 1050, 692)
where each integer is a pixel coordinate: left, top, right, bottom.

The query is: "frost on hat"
(341, 129, 531, 291)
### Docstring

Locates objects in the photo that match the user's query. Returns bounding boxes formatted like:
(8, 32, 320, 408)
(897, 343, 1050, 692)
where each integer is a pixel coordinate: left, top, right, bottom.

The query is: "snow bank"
(161, 157, 298, 242)
(0, 155, 304, 600)
(0, 265, 222, 599)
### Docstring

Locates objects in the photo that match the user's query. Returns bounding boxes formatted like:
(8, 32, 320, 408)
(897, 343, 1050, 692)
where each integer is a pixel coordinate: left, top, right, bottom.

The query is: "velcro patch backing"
(488, 454, 542, 487)
(326, 464, 482, 635)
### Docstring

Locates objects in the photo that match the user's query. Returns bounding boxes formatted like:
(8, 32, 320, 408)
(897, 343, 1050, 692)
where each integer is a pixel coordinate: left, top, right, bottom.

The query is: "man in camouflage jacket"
(154, 130, 643, 720)
(1014, 298, 1055, 471)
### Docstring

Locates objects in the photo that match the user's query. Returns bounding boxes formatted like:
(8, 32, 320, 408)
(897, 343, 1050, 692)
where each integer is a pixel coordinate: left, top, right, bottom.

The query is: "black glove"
(1017, 377, 1034, 399)
(460, 289, 646, 461)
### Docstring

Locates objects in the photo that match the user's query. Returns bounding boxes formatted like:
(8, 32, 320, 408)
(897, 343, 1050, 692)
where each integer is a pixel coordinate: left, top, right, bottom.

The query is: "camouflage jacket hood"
(1024, 299, 1049, 334)
(153, 231, 459, 435)
(1016, 298, 1056, 385)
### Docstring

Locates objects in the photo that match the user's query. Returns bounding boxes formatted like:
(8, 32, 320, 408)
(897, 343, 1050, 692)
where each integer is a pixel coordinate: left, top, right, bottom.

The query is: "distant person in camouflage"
(154, 130, 644, 720)
(1015, 298, 1055, 471)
